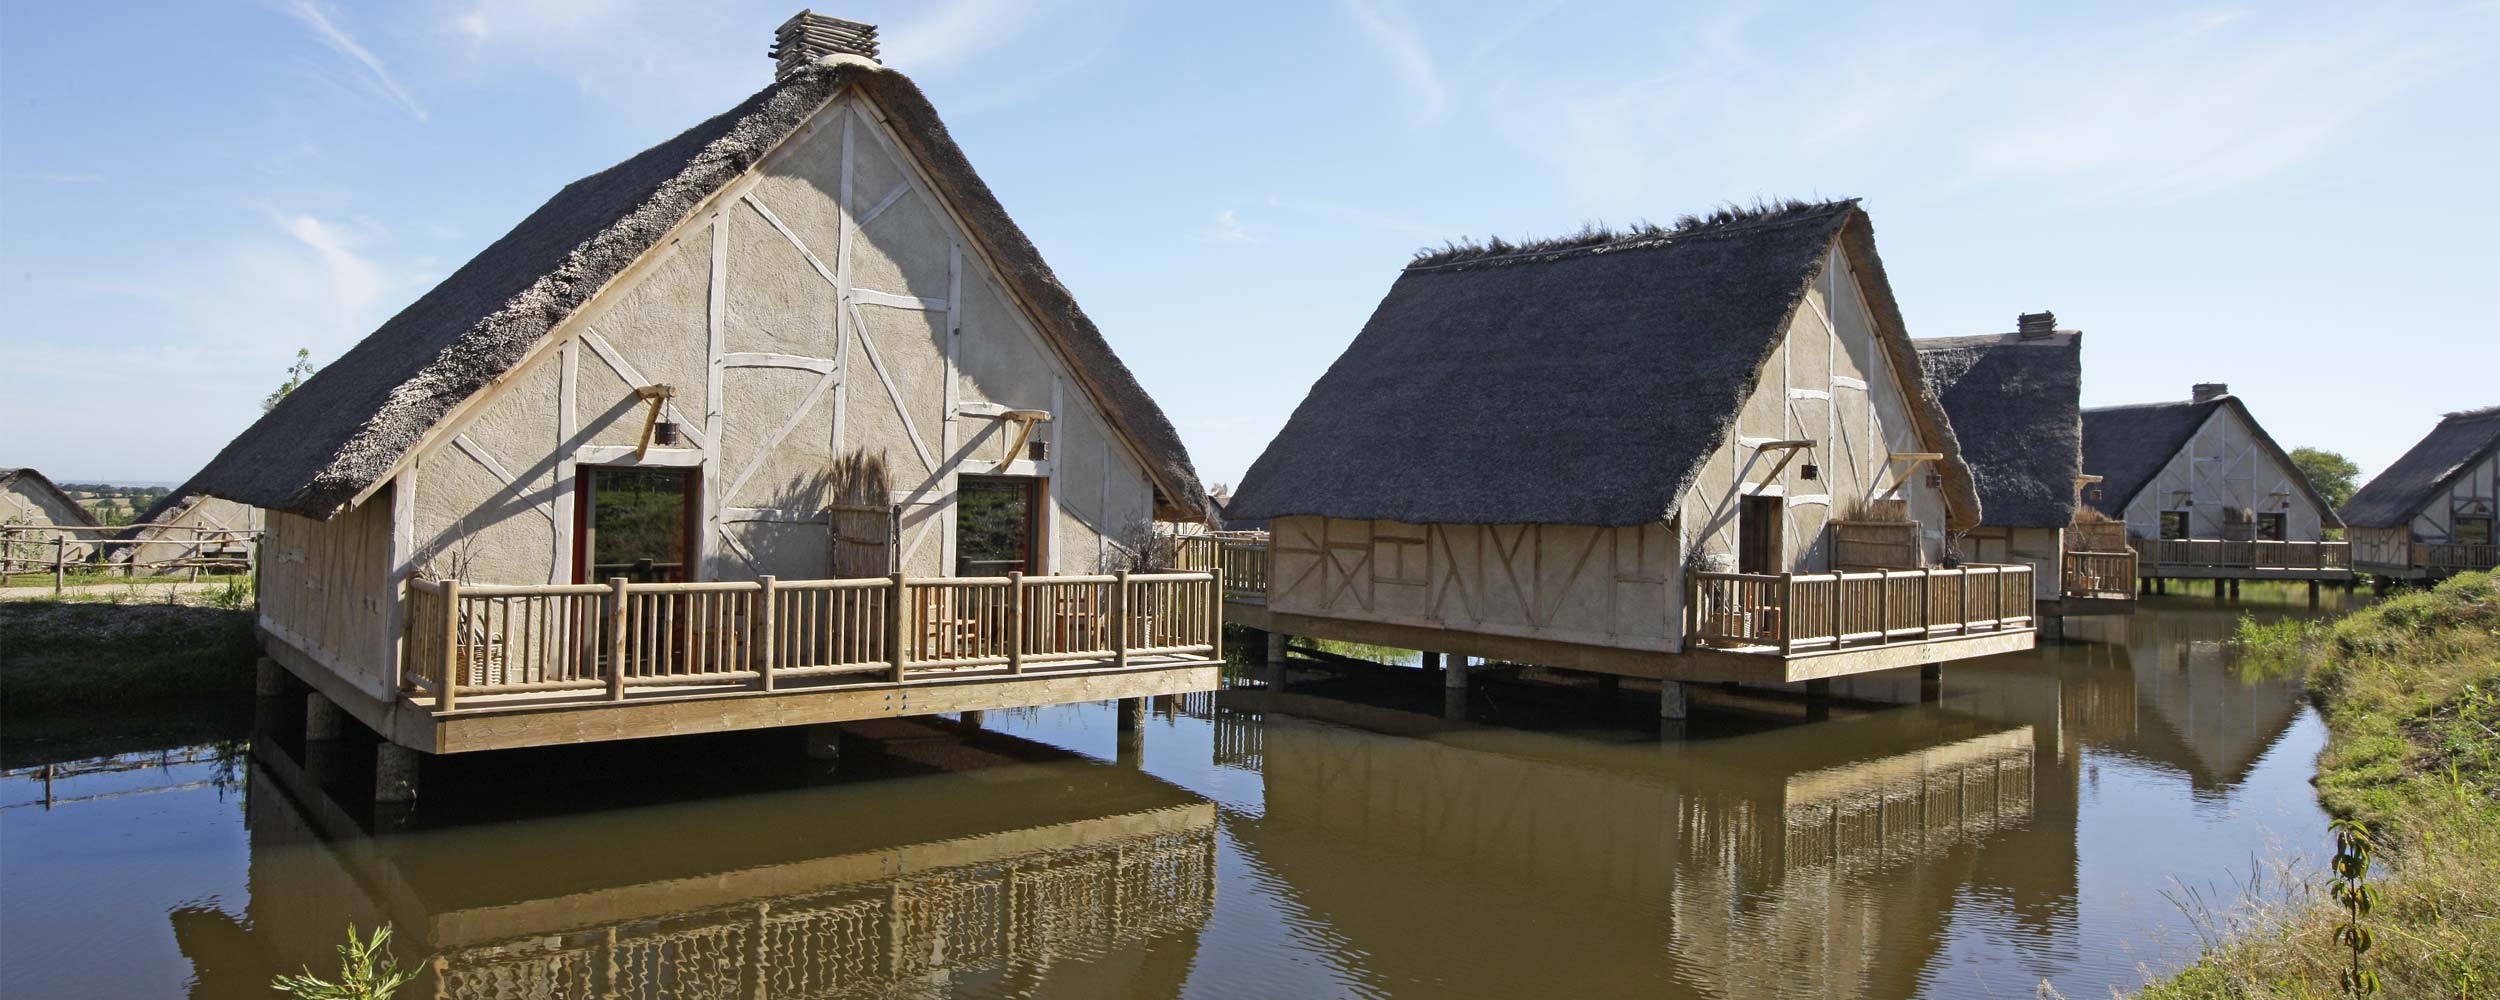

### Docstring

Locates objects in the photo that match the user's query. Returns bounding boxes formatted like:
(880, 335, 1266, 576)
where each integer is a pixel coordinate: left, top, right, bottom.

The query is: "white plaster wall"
(394, 88, 1159, 587)
(1680, 245, 1948, 573)
(1, 477, 98, 559)
(2406, 448, 2497, 542)
(2119, 404, 2331, 542)
(1266, 515, 1680, 652)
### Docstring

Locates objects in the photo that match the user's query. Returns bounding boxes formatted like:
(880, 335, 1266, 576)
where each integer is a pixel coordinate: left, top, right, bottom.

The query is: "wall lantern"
(2088, 487, 2104, 502)
(653, 419, 680, 447)
(1799, 463, 1819, 481)
(1029, 440, 1048, 461)
(1926, 471, 1943, 489)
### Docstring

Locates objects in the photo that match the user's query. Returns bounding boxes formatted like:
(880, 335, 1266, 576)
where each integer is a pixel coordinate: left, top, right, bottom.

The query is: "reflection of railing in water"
(1211, 706, 1265, 772)
(432, 820, 1219, 1000)
(0, 744, 243, 810)
(1780, 737, 2034, 869)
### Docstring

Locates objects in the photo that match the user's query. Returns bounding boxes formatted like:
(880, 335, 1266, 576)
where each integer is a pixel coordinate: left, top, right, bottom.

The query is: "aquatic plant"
(271, 923, 420, 1000)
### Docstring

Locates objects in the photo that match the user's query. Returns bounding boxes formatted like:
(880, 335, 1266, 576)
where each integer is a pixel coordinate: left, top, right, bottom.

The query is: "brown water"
(0, 588, 2350, 999)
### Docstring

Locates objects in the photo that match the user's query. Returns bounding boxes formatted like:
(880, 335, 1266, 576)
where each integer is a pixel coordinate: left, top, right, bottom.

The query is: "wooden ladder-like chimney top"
(2192, 382, 2230, 402)
(2016, 311, 2057, 340)
(774, 10, 879, 78)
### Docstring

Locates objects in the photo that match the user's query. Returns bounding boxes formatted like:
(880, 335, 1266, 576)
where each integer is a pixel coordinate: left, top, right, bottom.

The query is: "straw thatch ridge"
(1407, 198, 1829, 271)
(2080, 395, 2344, 527)
(2340, 405, 2500, 529)
(0, 468, 102, 528)
(1915, 330, 2082, 529)
(188, 57, 1202, 520)
(1228, 201, 1982, 529)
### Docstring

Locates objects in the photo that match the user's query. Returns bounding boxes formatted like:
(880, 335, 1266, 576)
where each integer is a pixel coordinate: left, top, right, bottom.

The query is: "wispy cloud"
(1205, 209, 1257, 244)
(883, 0, 1046, 71)
(451, 0, 613, 42)
(1344, 0, 1445, 122)
(283, 1, 426, 121)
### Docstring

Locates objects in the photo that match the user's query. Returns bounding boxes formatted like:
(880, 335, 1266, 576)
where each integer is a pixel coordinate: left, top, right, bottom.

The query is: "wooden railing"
(2414, 541, 2499, 573)
(1220, 537, 1269, 603)
(1687, 564, 2035, 653)
(2060, 550, 2136, 600)
(2130, 538, 2351, 572)
(404, 570, 1221, 712)
(1, 523, 259, 591)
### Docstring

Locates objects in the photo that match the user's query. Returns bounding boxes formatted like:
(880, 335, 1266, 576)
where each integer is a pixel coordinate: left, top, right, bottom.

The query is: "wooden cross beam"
(1883, 451, 1944, 500)
(1751, 440, 1815, 488)
(634, 384, 677, 460)
(992, 408, 1052, 465)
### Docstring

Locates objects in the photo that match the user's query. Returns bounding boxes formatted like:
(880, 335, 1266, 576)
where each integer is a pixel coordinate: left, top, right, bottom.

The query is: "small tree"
(264, 348, 320, 412)
(2292, 446, 2361, 513)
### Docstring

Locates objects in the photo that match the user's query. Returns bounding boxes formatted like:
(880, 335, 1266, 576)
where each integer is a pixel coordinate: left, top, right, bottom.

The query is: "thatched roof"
(0, 468, 101, 527)
(2079, 395, 2342, 526)
(2341, 406, 2500, 529)
(1915, 330, 2082, 529)
(1227, 201, 1982, 529)
(190, 57, 1202, 521)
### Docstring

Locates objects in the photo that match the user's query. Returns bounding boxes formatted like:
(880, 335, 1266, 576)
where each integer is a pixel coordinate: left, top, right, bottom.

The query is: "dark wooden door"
(1739, 495, 1783, 574)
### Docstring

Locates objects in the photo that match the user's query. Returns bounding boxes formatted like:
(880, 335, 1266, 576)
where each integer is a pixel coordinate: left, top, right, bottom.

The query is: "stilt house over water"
(1226, 200, 2036, 706)
(1915, 313, 2135, 626)
(2080, 385, 2347, 582)
(2341, 406, 2500, 581)
(187, 12, 1222, 774)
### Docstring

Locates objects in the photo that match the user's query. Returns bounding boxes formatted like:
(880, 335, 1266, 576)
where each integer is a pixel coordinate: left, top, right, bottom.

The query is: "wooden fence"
(1687, 564, 2034, 653)
(0, 523, 259, 592)
(2130, 538, 2351, 572)
(2060, 550, 2136, 600)
(405, 571, 1221, 712)
(1831, 520, 1923, 570)
(2414, 542, 2499, 573)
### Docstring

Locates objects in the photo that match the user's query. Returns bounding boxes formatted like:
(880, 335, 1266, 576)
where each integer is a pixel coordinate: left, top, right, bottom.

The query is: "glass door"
(956, 476, 1040, 576)
(578, 466, 695, 584)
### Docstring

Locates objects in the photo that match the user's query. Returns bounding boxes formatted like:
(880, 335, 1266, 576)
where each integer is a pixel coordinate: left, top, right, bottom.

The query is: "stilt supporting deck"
(1421, 651, 1442, 672)
(1443, 655, 1470, 720)
(2140, 576, 2153, 596)
(305, 692, 346, 742)
(256, 657, 286, 697)
(1658, 680, 1687, 720)
(1805, 678, 1832, 722)
(959, 710, 984, 731)
(2157, 577, 2168, 595)
(1117, 697, 1145, 731)
(2036, 612, 2064, 643)
(1598, 675, 1621, 701)
(804, 723, 844, 761)
(1263, 632, 1289, 689)
(2214, 579, 2228, 600)
(1115, 698, 1145, 766)
(1920, 664, 1943, 703)
(374, 743, 420, 804)
(2229, 578, 2242, 598)
(2307, 580, 2321, 608)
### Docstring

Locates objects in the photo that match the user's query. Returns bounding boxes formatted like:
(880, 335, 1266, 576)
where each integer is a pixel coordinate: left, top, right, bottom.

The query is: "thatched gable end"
(2341, 406, 2500, 529)
(189, 59, 1202, 521)
(0, 468, 102, 529)
(1915, 330, 2082, 529)
(2080, 395, 2342, 528)
(1228, 201, 1980, 530)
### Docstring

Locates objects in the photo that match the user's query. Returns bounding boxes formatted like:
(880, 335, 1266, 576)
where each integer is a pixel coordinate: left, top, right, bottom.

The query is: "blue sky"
(2, 0, 2494, 488)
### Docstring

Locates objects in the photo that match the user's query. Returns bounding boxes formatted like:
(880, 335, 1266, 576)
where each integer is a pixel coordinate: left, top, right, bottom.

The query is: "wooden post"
(1830, 573, 1846, 649)
(1920, 568, 1933, 638)
(1876, 570, 1891, 645)
(54, 535, 67, 595)
(440, 579, 463, 713)
(1112, 570, 1131, 669)
(754, 576, 777, 691)
(1778, 573, 1795, 654)
(606, 577, 628, 703)
(1960, 569, 1973, 632)
(886, 573, 909, 682)
(1006, 572, 1025, 674)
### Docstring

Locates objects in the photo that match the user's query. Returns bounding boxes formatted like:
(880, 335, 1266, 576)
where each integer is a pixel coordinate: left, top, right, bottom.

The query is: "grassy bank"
(0, 596, 261, 765)
(2139, 572, 2498, 998)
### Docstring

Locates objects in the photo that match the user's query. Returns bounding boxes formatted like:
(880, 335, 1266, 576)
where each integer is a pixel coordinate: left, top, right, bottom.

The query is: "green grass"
(0, 599, 261, 723)
(2137, 573, 2500, 998)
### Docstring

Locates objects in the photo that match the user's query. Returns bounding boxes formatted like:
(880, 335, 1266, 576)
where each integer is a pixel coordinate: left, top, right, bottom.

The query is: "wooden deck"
(275, 571, 1225, 754)
(2130, 538, 2352, 581)
(1205, 524, 2035, 683)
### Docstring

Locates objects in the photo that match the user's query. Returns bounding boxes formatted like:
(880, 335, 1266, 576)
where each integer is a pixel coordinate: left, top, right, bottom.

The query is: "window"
(577, 466, 695, 583)
(2256, 512, 2287, 541)
(2459, 516, 2495, 547)
(956, 476, 1041, 576)
(2160, 511, 2190, 540)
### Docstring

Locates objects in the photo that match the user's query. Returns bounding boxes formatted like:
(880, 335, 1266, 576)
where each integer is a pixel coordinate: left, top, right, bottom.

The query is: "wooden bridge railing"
(2060, 550, 2136, 600)
(1688, 564, 2035, 654)
(405, 571, 1221, 712)
(2130, 538, 2351, 572)
(1219, 537, 1269, 603)
(2413, 541, 2499, 573)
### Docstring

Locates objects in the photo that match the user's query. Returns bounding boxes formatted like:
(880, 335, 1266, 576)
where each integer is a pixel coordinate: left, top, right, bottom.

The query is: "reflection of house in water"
(184, 726, 1216, 999)
(1222, 690, 2034, 998)
(2068, 611, 2309, 791)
